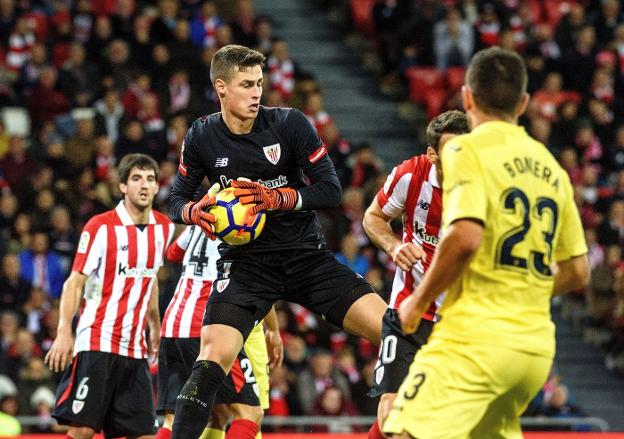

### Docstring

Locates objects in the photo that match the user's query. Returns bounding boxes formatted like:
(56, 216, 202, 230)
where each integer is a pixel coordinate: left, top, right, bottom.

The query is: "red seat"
(405, 67, 445, 103)
(350, 0, 376, 36)
(445, 67, 466, 93)
(424, 89, 448, 120)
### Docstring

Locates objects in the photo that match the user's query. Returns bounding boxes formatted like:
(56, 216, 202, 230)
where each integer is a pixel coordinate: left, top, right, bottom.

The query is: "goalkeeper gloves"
(181, 183, 220, 239)
(232, 179, 298, 215)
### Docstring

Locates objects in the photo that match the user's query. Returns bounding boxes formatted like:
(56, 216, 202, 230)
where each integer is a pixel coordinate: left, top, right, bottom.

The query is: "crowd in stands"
(0, 0, 622, 433)
(334, 0, 624, 423)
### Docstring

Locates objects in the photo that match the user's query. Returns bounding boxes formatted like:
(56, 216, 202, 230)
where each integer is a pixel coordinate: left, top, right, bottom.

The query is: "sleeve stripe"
(178, 162, 188, 176)
(308, 144, 328, 164)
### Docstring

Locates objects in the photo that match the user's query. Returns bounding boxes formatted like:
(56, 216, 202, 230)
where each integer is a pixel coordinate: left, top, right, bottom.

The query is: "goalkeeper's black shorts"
(203, 247, 375, 340)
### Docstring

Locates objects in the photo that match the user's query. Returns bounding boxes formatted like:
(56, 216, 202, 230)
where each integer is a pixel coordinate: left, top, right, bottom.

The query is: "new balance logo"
(215, 158, 229, 167)
(119, 244, 128, 251)
(417, 199, 430, 211)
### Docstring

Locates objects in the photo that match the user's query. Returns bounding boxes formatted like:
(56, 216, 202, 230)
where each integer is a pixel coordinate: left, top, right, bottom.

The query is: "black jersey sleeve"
(168, 123, 206, 223)
(283, 109, 342, 210)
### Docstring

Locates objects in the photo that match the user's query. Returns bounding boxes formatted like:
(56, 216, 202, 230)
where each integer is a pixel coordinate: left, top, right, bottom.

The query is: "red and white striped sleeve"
(376, 159, 414, 218)
(72, 217, 106, 276)
(167, 226, 192, 263)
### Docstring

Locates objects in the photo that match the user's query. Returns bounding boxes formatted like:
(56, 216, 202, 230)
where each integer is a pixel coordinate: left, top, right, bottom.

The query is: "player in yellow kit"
(384, 47, 590, 439)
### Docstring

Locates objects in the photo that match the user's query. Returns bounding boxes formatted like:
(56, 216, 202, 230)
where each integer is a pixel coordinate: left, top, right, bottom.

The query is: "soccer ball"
(209, 187, 266, 245)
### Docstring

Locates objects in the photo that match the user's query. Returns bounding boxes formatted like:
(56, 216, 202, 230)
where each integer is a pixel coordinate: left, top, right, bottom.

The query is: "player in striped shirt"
(156, 224, 282, 439)
(45, 154, 175, 439)
(362, 111, 469, 439)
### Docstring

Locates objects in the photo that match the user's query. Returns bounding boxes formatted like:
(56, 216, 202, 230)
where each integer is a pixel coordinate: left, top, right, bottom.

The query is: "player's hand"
(44, 328, 74, 373)
(232, 179, 298, 215)
(390, 242, 426, 272)
(265, 329, 284, 368)
(398, 293, 422, 334)
(182, 183, 220, 239)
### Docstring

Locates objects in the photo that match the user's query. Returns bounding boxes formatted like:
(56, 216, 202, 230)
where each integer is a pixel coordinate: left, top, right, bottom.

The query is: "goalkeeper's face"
(120, 167, 159, 211)
(219, 65, 264, 121)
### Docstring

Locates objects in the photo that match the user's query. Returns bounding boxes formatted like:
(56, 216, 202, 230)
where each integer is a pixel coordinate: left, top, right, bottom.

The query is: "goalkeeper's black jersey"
(169, 106, 342, 255)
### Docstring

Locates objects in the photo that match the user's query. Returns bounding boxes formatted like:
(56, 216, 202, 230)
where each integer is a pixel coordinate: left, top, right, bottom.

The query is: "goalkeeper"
(168, 44, 387, 439)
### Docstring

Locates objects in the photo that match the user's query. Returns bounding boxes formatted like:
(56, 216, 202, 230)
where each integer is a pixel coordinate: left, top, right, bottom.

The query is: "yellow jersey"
(436, 121, 587, 358)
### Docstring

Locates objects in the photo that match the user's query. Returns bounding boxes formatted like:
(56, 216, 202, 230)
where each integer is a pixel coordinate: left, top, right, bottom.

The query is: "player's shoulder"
(260, 105, 302, 124)
(188, 112, 221, 134)
(152, 209, 173, 225)
(83, 209, 118, 231)
(394, 154, 430, 175)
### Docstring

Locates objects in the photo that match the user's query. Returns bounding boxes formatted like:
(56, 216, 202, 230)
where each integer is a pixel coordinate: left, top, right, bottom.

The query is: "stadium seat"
(424, 89, 448, 120)
(445, 67, 467, 93)
(350, 0, 377, 36)
(405, 67, 445, 103)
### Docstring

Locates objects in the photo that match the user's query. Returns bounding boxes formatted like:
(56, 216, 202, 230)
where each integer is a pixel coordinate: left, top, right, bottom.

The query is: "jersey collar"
(115, 201, 156, 226)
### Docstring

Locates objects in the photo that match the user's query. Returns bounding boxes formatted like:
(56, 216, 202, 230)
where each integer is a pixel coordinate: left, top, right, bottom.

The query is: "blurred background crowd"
(0, 0, 622, 433)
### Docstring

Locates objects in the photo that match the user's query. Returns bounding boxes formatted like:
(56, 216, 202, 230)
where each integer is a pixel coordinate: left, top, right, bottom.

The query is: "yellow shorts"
(244, 322, 270, 409)
(383, 339, 552, 439)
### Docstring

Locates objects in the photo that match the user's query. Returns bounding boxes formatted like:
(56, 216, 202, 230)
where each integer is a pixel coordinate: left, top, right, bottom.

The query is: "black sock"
(171, 360, 226, 439)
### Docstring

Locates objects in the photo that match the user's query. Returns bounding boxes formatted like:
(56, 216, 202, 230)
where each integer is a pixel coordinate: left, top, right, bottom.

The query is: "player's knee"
(343, 293, 385, 346)
(378, 393, 397, 428)
(68, 426, 96, 439)
(199, 325, 243, 370)
(229, 403, 263, 425)
(209, 403, 231, 430)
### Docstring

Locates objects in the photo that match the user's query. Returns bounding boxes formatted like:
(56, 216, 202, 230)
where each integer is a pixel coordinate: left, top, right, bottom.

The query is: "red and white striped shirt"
(161, 226, 220, 338)
(72, 202, 174, 358)
(376, 155, 443, 321)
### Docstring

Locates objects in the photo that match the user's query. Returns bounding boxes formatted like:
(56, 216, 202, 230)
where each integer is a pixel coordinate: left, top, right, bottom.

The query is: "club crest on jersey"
(216, 279, 230, 293)
(72, 400, 85, 414)
(263, 143, 281, 165)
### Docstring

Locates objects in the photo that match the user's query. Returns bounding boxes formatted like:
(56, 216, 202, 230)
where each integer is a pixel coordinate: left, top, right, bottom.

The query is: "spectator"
(16, 357, 54, 417)
(335, 232, 370, 278)
(48, 206, 76, 272)
(64, 117, 97, 170)
(433, 8, 473, 70)
(230, 0, 256, 48)
(0, 394, 20, 436)
(586, 245, 622, 325)
(167, 19, 200, 73)
(18, 231, 64, 299)
(267, 38, 301, 100)
(0, 254, 30, 312)
(0, 135, 37, 190)
(562, 24, 597, 92)
(190, 0, 223, 49)
(58, 43, 99, 107)
(25, 67, 70, 128)
(151, 0, 179, 44)
(598, 199, 624, 246)
(297, 349, 351, 414)
(6, 15, 34, 74)
(103, 39, 134, 91)
(5, 329, 41, 382)
(309, 386, 360, 432)
(94, 88, 125, 144)
(129, 14, 153, 69)
(590, 0, 624, 47)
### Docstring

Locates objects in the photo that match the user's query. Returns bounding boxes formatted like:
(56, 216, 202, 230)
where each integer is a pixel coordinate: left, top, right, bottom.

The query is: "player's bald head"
(466, 47, 527, 118)
(210, 44, 265, 85)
